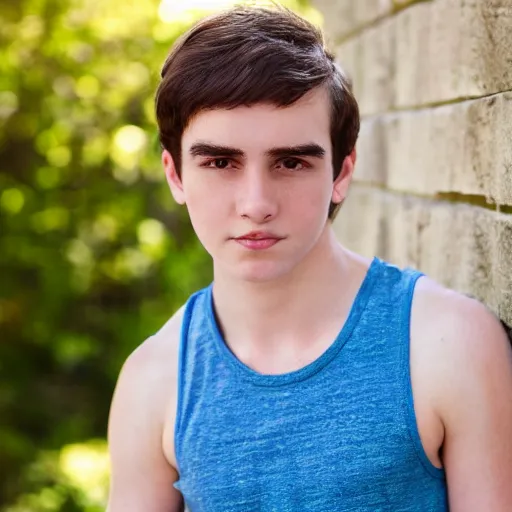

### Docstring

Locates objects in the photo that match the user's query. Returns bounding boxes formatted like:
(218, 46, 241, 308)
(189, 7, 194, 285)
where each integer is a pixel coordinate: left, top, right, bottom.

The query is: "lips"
(233, 231, 283, 250)
(235, 231, 280, 241)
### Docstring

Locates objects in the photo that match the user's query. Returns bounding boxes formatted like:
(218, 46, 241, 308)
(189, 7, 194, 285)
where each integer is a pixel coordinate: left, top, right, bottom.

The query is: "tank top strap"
(356, 259, 443, 478)
(357, 258, 424, 335)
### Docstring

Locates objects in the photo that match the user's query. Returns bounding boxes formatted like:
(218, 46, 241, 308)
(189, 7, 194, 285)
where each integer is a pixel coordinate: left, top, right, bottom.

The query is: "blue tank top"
(173, 258, 448, 511)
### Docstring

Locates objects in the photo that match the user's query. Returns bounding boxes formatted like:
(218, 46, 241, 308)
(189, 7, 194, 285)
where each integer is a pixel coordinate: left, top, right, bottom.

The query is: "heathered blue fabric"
(173, 258, 448, 511)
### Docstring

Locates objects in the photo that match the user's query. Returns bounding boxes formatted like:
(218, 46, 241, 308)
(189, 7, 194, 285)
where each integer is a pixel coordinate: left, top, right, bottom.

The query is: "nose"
(236, 169, 278, 223)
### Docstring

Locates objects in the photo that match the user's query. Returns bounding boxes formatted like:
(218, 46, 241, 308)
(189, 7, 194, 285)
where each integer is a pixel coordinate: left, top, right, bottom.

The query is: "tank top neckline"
(204, 256, 382, 387)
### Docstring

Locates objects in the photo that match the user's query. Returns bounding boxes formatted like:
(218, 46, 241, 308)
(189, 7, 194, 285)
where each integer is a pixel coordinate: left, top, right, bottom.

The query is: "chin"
(228, 260, 295, 283)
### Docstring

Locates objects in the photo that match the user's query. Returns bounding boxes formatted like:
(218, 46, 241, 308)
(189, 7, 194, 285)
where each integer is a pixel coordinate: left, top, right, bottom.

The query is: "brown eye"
(281, 158, 304, 170)
(214, 159, 230, 169)
(203, 158, 231, 169)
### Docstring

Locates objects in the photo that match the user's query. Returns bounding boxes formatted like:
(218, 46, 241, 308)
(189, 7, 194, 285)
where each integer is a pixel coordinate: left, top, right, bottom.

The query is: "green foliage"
(5, 440, 109, 512)
(0, 0, 320, 508)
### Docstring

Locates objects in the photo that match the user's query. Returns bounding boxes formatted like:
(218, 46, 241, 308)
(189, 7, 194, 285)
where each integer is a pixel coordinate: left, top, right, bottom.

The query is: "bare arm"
(107, 332, 183, 512)
(433, 296, 512, 510)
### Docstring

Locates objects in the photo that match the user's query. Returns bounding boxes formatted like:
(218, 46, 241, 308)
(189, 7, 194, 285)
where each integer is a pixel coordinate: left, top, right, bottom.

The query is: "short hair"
(155, 5, 360, 220)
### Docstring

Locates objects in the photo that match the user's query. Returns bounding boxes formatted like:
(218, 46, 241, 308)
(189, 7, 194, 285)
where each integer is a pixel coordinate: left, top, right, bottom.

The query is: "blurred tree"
(0, 0, 320, 508)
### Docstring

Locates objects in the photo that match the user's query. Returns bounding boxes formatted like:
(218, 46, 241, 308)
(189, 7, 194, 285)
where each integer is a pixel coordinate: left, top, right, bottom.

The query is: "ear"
(332, 148, 356, 205)
(162, 149, 186, 205)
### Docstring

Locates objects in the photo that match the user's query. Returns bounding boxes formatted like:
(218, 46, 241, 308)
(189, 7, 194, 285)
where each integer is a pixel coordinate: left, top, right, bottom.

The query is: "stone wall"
(313, 0, 512, 324)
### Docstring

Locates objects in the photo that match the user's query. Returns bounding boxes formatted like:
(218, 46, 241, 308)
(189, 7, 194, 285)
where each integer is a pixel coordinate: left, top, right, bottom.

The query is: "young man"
(107, 6, 512, 511)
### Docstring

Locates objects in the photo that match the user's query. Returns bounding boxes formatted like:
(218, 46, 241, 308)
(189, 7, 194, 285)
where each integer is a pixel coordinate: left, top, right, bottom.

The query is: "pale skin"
(107, 87, 512, 511)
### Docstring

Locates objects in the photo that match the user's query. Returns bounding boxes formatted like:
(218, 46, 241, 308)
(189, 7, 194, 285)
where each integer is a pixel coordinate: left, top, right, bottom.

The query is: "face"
(162, 86, 355, 283)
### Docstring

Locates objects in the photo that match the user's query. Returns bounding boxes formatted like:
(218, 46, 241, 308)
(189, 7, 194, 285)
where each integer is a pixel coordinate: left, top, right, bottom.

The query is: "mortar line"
(359, 88, 512, 121)
(331, 0, 433, 45)
(352, 182, 512, 215)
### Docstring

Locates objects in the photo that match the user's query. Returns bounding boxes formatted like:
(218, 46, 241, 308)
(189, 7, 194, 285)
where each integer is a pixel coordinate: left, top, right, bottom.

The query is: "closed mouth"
(235, 231, 283, 241)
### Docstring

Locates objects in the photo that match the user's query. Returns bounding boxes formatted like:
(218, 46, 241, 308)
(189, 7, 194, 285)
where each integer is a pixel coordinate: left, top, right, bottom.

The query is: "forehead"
(181, 87, 331, 153)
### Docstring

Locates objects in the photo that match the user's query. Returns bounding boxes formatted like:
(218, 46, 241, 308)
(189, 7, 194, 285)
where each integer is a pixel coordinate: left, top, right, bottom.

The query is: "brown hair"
(156, 5, 360, 219)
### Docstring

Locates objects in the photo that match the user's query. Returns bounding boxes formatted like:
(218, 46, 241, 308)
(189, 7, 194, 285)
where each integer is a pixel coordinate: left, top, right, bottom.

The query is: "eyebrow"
(267, 143, 326, 160)
(188, 142, 326, 160)
(189, 143, 244, 158)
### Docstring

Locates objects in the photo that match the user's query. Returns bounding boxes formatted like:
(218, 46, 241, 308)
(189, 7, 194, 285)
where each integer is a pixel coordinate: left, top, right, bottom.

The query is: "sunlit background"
(0, 0, 320, 510)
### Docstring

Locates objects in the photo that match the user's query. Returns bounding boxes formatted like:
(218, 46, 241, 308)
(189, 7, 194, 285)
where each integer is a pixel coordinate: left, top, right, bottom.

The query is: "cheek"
(183, 177, 229, 225)
(287, 178, 331, 220)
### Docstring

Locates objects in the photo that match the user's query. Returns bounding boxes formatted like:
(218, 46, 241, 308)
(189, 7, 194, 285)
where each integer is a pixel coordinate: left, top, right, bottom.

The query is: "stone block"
(354, 116, 387, 186)
(355, 92, 512, 205)
(336, 37, 360, 97)
(333, 185, 385, 259)
(312, 0, 357, 42)
(381, 192, 425, 268)
(355, 0, 393, 28)
(334, 0, 512, 110)
(394, 1, 433, 107)
(416, 203, 512, 325)
(313, 0, 393, 42)
(336, 17, 396, 116)
(494, 214, 512, 325)
(416, 202, 493, 298)
(456, 0, 512, 96)
(395, 0, 512, 107)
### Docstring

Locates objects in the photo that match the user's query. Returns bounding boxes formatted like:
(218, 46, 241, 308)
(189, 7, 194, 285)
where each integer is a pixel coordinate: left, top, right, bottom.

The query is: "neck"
(211, 226, 371, 355)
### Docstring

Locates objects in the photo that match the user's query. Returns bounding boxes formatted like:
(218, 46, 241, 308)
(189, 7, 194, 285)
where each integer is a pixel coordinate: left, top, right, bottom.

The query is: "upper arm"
(433, 296, 512, 511)
(107, 333, 184, 512)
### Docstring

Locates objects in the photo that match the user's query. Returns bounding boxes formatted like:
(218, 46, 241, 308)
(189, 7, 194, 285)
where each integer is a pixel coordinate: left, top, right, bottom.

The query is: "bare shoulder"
(113, 303, 186, 436)
(412, 278, 512, 509)
(114, 305, 185, 410)
(107, 306, 186, 511)
(130, 304, 185, 371)
(411, 275, 512, 429)
(412, 276, 511, 368)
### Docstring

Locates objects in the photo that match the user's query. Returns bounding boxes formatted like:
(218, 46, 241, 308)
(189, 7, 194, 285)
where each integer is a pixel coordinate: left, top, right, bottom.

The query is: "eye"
(203, 158, 232, 169)
(277, 158, 308, 171)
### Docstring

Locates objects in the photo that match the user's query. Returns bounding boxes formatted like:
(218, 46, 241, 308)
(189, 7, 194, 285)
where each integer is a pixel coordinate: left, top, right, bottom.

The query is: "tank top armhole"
(174, 290, 202, 471)
(400, 270, 445, 480)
